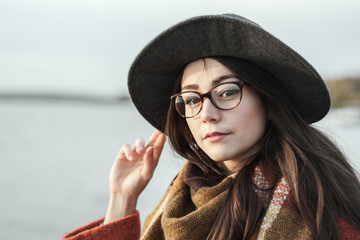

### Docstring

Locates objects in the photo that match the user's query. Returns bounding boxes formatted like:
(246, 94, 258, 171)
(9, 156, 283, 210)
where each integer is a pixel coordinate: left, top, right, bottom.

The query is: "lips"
(204, 132, 229, 142)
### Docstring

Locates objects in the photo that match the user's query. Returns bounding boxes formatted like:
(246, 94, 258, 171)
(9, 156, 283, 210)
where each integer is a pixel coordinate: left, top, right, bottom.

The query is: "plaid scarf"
(141, 161, 311, 240)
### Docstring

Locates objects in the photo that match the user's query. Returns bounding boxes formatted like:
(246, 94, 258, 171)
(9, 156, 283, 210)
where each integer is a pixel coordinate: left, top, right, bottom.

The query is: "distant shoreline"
(1, 78, 359, 108)
(325, 78, 360, 108)
(0, 92, 130, 104)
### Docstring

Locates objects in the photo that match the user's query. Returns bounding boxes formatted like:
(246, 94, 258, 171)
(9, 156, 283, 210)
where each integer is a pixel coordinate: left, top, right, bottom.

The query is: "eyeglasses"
(170, 80, 247, 118)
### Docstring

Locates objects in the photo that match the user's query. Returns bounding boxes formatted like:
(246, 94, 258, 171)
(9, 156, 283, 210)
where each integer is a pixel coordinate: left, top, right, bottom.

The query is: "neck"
(219, 152, 264, 175)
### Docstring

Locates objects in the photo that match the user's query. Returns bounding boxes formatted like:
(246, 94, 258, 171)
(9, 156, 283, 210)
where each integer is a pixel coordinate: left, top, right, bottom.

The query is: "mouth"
(204, 132, 229, 142)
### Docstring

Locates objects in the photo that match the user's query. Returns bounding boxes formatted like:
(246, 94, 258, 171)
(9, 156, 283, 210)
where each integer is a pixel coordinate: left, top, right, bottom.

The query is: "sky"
(0, 0, 359, 97)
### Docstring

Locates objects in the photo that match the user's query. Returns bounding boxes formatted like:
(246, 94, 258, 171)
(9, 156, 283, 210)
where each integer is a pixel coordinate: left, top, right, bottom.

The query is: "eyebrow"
(181, 74, 239, 91)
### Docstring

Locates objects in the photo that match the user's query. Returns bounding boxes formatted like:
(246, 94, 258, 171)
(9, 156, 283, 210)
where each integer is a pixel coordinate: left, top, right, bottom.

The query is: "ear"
(266, 107, 271, 120)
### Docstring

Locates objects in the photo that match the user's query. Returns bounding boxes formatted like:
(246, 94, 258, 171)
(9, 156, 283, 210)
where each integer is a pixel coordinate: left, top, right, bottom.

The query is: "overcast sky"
(0, 0, 359, 96)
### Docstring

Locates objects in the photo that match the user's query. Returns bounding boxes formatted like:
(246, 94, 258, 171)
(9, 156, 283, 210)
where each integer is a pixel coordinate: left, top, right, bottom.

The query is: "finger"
(142, 133, 166, 179)
(153, 133, 166, 164)
(118, 144, 134, 161)
(146, 130, 162, 148)
(141, 147, 155, 180)
(133, 138, 146, 154)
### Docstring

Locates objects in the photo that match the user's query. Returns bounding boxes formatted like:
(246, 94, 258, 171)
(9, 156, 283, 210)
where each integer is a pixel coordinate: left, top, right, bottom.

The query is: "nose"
(200, 97, 221, 123)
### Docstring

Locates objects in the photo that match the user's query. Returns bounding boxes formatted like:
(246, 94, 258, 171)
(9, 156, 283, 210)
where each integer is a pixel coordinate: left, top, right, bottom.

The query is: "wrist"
(104, 193, 138, 224)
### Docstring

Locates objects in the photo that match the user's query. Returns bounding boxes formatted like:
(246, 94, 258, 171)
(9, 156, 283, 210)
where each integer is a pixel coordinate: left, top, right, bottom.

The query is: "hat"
(128, 14, 331, 132)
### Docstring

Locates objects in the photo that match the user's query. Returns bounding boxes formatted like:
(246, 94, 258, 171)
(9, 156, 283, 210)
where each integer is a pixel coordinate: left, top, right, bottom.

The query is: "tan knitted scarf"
(141, 161, 311, 240)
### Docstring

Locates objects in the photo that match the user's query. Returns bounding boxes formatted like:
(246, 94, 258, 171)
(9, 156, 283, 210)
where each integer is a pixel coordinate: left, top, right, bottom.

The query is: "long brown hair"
(165, 57, 360, 239)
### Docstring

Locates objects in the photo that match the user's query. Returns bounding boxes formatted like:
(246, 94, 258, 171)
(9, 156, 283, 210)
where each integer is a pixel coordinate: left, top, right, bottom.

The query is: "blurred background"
(0, 0, 359, 239)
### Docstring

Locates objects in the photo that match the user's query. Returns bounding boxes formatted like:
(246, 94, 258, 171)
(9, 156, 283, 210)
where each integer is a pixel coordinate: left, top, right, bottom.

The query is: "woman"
(63, 14, 360, 239)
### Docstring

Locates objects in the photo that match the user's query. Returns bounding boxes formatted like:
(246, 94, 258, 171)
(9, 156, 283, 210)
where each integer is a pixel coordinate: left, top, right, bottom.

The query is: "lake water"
(0, 100, 359, 240)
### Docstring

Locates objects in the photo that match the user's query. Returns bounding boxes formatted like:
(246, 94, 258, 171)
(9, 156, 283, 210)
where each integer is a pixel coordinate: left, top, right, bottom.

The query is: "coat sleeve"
(62, 211, 140, 240)
(339, 218, 360, 240)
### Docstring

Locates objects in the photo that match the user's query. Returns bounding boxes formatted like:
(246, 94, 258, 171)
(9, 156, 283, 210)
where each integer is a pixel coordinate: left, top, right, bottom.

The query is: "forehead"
(181, 58, 235, 87)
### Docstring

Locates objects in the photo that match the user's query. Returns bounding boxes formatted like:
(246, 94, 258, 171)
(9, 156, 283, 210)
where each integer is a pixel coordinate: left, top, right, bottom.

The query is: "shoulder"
(339, 218, 360, 240)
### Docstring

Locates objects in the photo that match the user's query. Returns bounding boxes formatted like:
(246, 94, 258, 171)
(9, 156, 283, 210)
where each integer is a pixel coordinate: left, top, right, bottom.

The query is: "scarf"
(141, 161, 311, 240)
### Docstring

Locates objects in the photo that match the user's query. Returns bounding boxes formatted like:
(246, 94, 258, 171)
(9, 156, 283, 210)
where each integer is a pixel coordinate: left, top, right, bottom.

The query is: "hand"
(109, 130, 166, 198)
(104, 130, 166, 223)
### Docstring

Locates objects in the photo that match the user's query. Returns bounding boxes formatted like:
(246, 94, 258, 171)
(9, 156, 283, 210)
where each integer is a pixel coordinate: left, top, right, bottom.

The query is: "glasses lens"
(175, 92, 202, 118)
(211, 83, 241, 110)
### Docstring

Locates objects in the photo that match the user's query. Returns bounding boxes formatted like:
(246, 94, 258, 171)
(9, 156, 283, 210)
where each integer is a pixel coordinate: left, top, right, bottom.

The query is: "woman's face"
(181, 58, 268, 172)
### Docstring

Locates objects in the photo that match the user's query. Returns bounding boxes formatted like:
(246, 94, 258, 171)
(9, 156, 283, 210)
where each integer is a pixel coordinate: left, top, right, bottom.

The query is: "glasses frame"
(170, 80, 248, 118)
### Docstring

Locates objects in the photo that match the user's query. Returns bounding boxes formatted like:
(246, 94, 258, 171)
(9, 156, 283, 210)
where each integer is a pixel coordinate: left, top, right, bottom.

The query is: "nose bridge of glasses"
(200, 91, 213, 102)
(201, 92, 219, 111)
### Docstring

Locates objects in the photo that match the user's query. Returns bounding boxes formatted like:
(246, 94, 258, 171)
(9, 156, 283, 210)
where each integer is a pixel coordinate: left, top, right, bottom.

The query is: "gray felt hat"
(128, 13, 331, 132)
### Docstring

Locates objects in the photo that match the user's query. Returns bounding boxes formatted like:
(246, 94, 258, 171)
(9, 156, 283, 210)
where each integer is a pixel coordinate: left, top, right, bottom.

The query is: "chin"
(208, 154, 232, 162)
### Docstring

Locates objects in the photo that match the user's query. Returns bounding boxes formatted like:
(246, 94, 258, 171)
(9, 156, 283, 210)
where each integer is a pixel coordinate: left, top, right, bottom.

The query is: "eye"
(218, 88, 240, 98)
(185, 96, 201, 106)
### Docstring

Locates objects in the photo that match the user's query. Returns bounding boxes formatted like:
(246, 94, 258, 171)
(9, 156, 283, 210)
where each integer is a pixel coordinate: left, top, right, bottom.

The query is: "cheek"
(251, 108, 267, 137)
(186, 118, 205, 147)
(186, 119, 198, 138)
(235, 102, 267, 136)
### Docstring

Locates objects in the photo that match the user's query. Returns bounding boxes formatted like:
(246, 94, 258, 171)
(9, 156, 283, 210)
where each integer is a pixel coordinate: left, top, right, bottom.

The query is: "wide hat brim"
(128, 14, 331, 132)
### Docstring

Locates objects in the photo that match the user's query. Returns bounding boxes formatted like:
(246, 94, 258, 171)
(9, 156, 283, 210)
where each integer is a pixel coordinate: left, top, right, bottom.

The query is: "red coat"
(63, 211, 140, 240)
